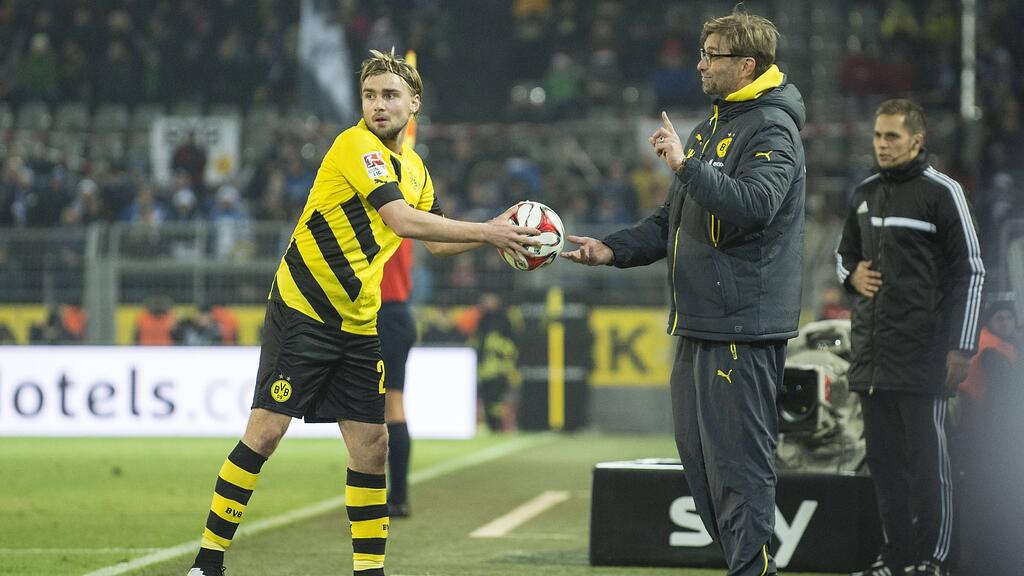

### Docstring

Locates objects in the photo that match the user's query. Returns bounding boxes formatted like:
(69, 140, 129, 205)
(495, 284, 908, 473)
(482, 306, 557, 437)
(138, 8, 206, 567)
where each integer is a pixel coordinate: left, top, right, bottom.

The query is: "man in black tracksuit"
(563, 9, 805, 576)
(836, 99, 985, 576)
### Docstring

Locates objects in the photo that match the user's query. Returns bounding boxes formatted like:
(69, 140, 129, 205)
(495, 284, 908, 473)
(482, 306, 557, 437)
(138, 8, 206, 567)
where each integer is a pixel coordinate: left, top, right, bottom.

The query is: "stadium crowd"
(1, 3, 1023, 572)
(0, 0, 1021, 309)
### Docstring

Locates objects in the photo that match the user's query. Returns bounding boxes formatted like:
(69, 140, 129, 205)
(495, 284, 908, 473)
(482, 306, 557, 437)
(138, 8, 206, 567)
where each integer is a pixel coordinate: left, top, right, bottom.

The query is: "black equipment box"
(590, 459, 883, 572)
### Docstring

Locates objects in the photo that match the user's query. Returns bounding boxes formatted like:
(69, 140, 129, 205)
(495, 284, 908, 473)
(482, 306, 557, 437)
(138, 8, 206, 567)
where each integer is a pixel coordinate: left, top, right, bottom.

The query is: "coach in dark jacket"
(563, 9, 804, 576)
(836, 99, 984, 576)
(604, 80, 805, 342)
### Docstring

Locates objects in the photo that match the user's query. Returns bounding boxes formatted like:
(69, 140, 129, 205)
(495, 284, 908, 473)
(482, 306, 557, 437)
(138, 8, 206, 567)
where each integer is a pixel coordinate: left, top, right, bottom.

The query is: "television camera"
(777, 319, 865, 474)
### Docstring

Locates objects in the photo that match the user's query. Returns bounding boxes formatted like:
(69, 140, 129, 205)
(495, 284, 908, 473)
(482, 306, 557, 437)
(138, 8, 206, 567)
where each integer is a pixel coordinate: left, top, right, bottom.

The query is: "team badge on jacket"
(716, 137, 733, 158)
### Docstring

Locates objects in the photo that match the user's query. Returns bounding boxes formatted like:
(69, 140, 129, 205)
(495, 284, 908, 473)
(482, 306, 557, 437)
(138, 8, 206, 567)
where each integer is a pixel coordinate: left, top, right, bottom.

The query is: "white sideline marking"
(81, 434, 553, 576)
(469, 490, 571, 538)
(0, 548, 163, 555)
(498, 532, 577, 541)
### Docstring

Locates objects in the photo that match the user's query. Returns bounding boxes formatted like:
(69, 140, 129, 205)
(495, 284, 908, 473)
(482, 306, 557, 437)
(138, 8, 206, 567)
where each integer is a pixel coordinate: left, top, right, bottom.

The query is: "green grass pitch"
(0, 433, 837, 576)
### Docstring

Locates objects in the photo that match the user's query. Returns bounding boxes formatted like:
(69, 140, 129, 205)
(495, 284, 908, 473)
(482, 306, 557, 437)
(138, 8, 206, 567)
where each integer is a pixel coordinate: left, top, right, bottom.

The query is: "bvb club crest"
(716, 137, 733, 158)
(271, 379, 292, 403)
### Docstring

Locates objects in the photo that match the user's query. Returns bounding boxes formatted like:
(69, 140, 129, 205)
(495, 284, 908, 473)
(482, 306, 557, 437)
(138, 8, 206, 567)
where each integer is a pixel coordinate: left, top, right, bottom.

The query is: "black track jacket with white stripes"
(836, 151, 985, 396)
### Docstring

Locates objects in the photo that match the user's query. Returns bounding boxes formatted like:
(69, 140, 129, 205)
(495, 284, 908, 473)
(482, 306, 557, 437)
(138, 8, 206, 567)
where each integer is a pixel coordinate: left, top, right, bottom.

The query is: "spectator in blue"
(125, 182, 167, 225)
(210, 182, 251, 259)
(282, 151, 314, 214)
(649, 38, 701, 110)
(593, 159, 638, 223)
(169, 187, 200, 222)
(1, 156, 35, 227)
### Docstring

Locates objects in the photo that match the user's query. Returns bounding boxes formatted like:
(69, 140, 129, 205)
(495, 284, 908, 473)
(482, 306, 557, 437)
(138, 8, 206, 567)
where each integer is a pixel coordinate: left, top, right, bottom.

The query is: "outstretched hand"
(560, 234, 613, 266)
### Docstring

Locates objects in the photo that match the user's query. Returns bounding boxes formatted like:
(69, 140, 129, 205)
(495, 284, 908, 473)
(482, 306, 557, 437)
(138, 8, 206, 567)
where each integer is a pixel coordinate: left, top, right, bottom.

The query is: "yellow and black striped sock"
(193, 441, 266, 567)
(346, 468, 388, 576)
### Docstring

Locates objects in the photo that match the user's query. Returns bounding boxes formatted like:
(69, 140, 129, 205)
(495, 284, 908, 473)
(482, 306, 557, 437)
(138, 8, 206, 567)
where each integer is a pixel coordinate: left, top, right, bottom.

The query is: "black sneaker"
(851, 555, 913, 576)
(187, 566, 225, 576)
(912, 560, 948, 575)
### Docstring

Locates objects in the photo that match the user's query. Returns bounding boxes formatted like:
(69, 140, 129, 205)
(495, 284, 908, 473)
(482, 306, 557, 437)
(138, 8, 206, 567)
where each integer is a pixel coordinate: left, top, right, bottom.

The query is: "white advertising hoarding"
(0, 346, 476, 439)
(150, 116, 241, 186)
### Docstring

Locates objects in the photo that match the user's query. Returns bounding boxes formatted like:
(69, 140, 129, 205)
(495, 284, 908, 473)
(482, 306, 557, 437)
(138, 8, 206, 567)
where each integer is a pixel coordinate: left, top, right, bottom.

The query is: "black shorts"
(377, 302, 416, 392)
(252, 301, 385, 424)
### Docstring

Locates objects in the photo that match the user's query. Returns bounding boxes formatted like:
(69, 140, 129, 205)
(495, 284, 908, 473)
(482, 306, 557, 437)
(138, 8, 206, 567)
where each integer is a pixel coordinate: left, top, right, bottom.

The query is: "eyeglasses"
(699, 48, 751, 63)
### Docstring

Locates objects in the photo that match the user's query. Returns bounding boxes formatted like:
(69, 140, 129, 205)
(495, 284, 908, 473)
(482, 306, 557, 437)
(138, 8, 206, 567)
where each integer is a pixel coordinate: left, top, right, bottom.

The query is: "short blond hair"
(359, 48, 423, 97)
(701, 7, 779, 77)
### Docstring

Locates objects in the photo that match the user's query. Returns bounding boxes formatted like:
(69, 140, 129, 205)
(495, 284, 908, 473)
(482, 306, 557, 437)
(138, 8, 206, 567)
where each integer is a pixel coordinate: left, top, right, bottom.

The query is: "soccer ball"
(497, 201, 565, 271)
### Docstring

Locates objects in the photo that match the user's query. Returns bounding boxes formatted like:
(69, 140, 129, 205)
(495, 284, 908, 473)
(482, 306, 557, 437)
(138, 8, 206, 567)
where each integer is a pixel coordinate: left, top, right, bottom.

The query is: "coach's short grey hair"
(701, 7, 779, 77)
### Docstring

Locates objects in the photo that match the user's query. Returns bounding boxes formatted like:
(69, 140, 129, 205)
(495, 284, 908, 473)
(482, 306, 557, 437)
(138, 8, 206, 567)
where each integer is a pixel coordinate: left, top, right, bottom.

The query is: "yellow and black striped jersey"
(270, 119, 440, 335)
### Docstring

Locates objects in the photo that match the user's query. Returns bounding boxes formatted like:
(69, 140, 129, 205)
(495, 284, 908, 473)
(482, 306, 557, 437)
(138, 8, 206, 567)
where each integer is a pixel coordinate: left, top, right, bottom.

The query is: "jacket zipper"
(868, 184, 892, 395)
(670, 226, 681, 333)
(671, 105, 720, 332)
(703, 107, 721, 251)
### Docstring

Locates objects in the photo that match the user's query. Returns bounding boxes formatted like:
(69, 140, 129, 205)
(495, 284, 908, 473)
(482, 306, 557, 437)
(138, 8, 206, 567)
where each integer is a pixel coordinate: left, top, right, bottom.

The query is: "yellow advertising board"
(589, 307, 672, 388)
(1, 305, 675, 390)
(0, 305, 47, 343)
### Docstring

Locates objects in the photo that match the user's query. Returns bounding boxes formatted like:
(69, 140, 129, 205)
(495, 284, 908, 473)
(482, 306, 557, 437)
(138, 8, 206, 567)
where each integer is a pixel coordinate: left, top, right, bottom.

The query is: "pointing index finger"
(661, 111, 675, 132)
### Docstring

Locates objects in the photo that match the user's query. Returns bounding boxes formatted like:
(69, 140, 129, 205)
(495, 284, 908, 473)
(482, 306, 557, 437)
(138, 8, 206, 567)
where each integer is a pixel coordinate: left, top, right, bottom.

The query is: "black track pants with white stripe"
(861, 392, 954, 566)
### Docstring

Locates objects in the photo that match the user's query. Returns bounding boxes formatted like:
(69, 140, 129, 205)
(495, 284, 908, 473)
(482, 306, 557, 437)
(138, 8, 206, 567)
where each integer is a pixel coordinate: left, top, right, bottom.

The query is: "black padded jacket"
(604, 66, 806, 342)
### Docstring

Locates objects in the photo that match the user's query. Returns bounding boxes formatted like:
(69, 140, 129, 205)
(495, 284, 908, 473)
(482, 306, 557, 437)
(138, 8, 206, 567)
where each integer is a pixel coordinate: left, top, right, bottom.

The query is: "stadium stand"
(0, 0, 1019, 336)
(2, 5, 1024, 575)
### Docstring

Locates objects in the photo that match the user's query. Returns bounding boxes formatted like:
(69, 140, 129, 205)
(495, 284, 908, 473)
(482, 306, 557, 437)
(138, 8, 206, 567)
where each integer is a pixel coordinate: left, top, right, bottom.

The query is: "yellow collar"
(724, 65, 784, 102)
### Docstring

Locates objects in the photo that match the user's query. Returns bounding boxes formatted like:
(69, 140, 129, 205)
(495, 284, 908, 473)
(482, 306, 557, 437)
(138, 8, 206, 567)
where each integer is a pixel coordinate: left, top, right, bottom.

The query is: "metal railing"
(1, 219, 843, 343)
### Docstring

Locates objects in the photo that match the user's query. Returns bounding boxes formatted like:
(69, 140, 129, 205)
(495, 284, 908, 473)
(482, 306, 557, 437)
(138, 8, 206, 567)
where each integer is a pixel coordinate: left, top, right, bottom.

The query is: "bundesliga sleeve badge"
(362, 151, 389, 179)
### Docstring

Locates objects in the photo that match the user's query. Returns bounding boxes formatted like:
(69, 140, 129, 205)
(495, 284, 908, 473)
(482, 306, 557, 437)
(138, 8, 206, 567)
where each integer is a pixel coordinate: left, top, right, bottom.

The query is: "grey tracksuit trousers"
(671, 336, 785, 576)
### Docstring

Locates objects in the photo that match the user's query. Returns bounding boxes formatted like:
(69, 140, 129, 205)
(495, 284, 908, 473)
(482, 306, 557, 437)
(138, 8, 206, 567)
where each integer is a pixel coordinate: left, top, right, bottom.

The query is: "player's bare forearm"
(379, 200, 538, 254)
(380, 201, 483, 241)
(422, 205, 526, 256)
(422, 240, 483, 257)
